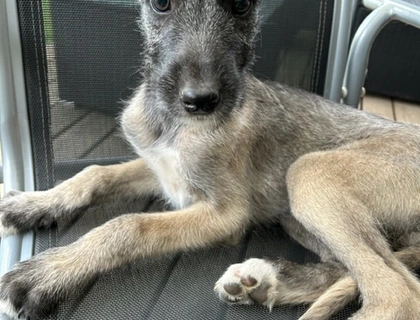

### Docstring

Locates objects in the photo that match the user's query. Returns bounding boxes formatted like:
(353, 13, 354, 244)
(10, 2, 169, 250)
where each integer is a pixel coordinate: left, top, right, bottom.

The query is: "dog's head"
(138, 0, 261, 124)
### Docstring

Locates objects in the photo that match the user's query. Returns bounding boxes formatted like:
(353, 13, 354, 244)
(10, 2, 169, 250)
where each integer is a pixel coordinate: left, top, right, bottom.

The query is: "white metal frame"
(0, 0, 35, 317)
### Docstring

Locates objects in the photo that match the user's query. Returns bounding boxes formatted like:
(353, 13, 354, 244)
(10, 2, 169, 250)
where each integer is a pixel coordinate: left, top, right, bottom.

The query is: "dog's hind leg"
(216, 244, 420, 319)
(0, 159, 160, 236)
(287, 150, 420, 320)
(299, 276, 357, 320)
(215, 257, 347, 309)
(300, 244, 420, 320)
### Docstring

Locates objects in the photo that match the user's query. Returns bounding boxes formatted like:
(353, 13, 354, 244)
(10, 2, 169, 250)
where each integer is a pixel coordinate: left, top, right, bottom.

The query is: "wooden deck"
(362, 95, 420, 124)
(1, 94, 420, 196)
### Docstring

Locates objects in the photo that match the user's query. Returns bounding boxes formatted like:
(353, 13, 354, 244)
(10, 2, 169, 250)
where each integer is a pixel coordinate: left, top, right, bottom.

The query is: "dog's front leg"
(0, 201, 249, 319)
(0, 159, 160, 236)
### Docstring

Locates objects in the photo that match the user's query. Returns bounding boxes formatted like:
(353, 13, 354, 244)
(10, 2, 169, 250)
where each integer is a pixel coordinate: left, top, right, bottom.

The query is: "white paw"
(214, 258, 279, 310)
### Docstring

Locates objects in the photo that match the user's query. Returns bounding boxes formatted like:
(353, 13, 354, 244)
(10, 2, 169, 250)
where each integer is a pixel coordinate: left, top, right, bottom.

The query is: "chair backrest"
(17, 0, 334, 191)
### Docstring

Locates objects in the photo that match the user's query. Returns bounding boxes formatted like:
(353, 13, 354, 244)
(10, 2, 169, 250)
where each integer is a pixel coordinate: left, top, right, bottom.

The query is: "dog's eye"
(151, 0, 171, 13)
(232, 0, 251, 15)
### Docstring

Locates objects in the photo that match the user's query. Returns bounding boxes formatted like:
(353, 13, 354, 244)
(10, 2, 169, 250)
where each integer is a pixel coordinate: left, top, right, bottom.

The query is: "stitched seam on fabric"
(31, 0, 56, 247)
(315, 0, 328, 92)
(30, 1, 50, 186)
(311, 0, 324, 92)
(37, 0, 55, 185)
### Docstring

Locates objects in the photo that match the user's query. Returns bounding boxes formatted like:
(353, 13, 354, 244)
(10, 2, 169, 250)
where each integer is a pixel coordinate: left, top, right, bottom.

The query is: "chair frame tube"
(0, 1, 35, 318)
(343, 0, 420, 107)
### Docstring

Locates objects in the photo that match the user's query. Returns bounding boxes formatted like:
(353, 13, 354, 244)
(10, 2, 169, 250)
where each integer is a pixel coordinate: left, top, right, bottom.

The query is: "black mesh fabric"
(16, 0, 358, 319)
(35, 202, 358, 320)
(254, 0, 333, 94)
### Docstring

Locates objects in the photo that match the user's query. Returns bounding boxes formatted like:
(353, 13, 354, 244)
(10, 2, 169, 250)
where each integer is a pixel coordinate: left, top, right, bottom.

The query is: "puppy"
(1, 1, 420, 319)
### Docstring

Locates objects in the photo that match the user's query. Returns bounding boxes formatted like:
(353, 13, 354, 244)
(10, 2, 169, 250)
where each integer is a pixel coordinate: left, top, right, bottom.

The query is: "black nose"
(181, 87, 220, 114)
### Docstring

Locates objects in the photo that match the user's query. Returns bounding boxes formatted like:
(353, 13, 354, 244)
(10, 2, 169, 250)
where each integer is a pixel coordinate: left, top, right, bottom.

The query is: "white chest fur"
(144, 147, 192, 209)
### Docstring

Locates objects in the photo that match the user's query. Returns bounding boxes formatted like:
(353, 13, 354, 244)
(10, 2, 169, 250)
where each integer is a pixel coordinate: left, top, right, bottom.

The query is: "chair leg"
(323, 0, 356, 102)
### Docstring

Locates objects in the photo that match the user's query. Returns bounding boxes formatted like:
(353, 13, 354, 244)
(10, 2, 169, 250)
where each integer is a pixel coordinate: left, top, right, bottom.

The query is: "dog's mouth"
(184, 108, 217, 116)
(183, 111, 216, 121)
(178, 108, 220, 127)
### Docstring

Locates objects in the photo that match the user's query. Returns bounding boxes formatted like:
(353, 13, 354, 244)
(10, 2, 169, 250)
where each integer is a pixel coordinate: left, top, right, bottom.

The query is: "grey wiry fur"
(1, 0, 420, 319)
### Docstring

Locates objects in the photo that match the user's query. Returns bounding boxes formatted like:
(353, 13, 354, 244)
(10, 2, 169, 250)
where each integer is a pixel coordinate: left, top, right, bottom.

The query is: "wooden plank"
(362, 95, 394, 120)
(394, 100, 420, 125)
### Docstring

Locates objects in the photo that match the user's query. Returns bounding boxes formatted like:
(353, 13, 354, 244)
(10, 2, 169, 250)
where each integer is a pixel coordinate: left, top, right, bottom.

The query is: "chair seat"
(35, 199, 359, 320)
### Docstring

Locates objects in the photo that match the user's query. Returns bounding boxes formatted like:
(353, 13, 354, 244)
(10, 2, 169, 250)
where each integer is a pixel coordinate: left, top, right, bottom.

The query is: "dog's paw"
(0, 190, 27, 236)
(0, 248, 80, 319)
(214, 258, 279, 310)
(0, 190, 59, 237)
